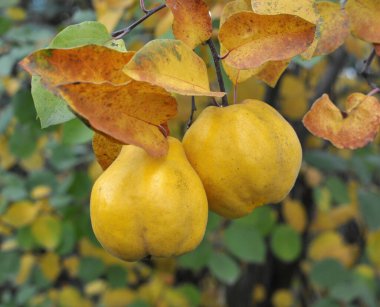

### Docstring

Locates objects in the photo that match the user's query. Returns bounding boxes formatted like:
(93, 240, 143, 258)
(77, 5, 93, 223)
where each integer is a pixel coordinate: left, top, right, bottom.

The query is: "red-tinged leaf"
(166, 0, 212, 49)
(346, 0, 380, 43)
(58, 81, 177, 157)
(124, 39, 224, 97)
(307, 1, 350, 57)
(219, 12, 315, 70)
(92, 133, 122, 170)
(251, 0, 319, 24)
(303, 93, 380, 149)
(375, 44, 380, 56)
(19, 45, 134, 88)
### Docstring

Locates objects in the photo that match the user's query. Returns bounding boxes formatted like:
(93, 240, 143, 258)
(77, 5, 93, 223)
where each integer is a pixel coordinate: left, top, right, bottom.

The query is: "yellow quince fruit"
(183, 99, 302, 219)
(90, 137, 208, 261)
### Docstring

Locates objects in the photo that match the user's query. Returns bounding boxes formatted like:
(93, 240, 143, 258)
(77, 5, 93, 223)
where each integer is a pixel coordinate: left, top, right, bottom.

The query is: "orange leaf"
(251, 0, 319, 24)
(220, 1, 289, 86)
(166, 0, 212, 49)
(346, 0, 380, 43)
(219, 12, 315, 69)
(124, 39, 224, 97)
(19, 45, 134, 88)
(375, 43, 380, 56)
(92, 133, 122, 170)
(303, 93, 380, 149)
(58, 81, 177, 157)
(309, 1, 350, 57)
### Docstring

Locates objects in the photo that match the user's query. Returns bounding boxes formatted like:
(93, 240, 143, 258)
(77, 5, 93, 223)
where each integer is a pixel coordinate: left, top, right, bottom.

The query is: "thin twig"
(206, 38, 229, 107)
(112, 3, 166, 39)
(360, 48, 378, 89)
(140, 0, 149, 13)
(186, 96, 197, 129)
(368, 87, 380, 96)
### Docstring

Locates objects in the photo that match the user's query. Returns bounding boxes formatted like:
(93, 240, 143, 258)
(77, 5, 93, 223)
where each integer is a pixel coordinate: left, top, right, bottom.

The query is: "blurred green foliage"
(1, 1, 380, 307)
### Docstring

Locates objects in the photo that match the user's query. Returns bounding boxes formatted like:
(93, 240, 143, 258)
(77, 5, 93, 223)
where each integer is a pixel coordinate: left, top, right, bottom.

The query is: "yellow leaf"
(155, 11, 174, 38)
(308, 231, 359, 267)
(303, 93, 380, 149)
(5, 7, 26, 21)
(0, 135, 16, 170)
(63, 256, 79, 278)
(58, 81, 177, 157)
(1, 239, 18, 251)
(84, 279, 107, 297)
(279, 75, 308, 120)
(92, 0, 134, 31)
(219, 12, 315, 70)
(346, 0, 380, 43)
(251, 0, 319, 24)
(16, 254, 36, 285)
(272, 289, 294, 307)
(31, 215, 62, 250)
(20, 151, 44, 172)
(167, 0, 212, 49)
(30, 185, 52, 200)
(1, 201, 40, 228)
(92, 133, 122, 170)
(367, 230, 380, 268)
(58, 286, 91, 307)
(101, 289, 136, 307)
(40, 252, 61, 282)
(282, 199, 307, 233)
(310, 205, 357, 231)
(124, 39, 225, 97)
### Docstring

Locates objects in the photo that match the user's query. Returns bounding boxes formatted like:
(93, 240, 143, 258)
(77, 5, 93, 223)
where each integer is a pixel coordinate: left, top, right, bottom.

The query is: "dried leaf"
(123, 39, 225, 97)
(92, 133, 122, 170)
(310, 1, 350, 57)
(58, 81, 177, 157)
(19, 45, 134, 88)
(346, 0, 380, 43)
(303, 93, 380, 149)
(166, 0, 212, 49)
(219, 12, 315, 69)
(251, 0, 319, 24)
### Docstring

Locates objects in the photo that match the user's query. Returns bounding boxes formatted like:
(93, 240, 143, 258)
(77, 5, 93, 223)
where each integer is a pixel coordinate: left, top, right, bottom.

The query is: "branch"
(112, 3, 166, 39)
(360, 48, 379, 90)
(206, 39, 229, 107)
(186, 96, 197, 129)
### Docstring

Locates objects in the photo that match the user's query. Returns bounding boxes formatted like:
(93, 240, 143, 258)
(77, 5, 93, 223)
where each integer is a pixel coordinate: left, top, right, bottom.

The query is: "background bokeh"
(1, 0, 380, 306)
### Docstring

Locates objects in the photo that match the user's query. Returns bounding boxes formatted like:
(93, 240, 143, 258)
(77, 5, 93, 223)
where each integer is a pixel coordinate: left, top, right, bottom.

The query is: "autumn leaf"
(375, 44, 380, 56)
(166, 0, 212, 49)
(58, 81, 177, 157)
(304, 1, 350, 57)
(92, 133, 122, 170)
(123, 39, 225, 97)
(346, 0, 380, 43)
(19, 45, 134, 89)
(303, 93, 380, 149)
(219, 12, 315, 70)
(220, 1, 289, 86)
(251, 0, 319, 24)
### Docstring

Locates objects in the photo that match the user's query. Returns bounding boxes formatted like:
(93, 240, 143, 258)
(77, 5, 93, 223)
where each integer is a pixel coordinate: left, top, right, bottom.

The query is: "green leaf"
(178, 240, 212, 271)
(312, 298, 340, 307)
(68, 171, 92, 199)
(0, 17, 12, 36)
(62, 118, 93, 145)
(0, 251, 20, 283)
(304, 151, 348, 172)
(17, 226, 38, 250)
(358, 190, 380, 231)
(106, 265, 127, 288)
(325, 177, 349, 204)
(78, 257, 106, 283)
(208, 251, 240, 285)
(177, 284, 201, 307)
(8, 124, 40, 159)
(224, 223, 266, 263)
(235, 206, 276, 236)
(49, 21, 111, 48)
(270, 225, 301, 262)
(31, 76, 75, 128)
(13, 89, 37, 124)
(16, 285, 37, 305)
(57, 221, 76, 255)
(0, 104, 14, 134)
(310, 259, 349, 288)
(206, 212, 222, 233)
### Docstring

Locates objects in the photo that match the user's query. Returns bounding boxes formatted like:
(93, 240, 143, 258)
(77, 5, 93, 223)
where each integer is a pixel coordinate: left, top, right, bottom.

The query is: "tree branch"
(186, 96, 197, 129)
(360, 48, 379, 90)
(112, 3, 166, 39)
(206, 39, 229, 107)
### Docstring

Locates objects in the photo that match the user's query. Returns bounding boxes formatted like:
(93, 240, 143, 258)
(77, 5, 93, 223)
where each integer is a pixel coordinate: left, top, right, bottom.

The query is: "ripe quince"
(183, 100, 302, 219)
(90, 137, 208, 261)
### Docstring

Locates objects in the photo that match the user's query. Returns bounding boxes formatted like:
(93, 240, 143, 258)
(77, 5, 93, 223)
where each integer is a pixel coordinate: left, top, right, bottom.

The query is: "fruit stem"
(112, 3, 166, 39)
(186, 96, 197, 129)
(206, 38, 229, 107)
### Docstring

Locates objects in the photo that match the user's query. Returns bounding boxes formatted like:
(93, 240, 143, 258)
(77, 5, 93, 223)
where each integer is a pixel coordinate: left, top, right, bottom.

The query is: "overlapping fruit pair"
(90, 100, 302, 262)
